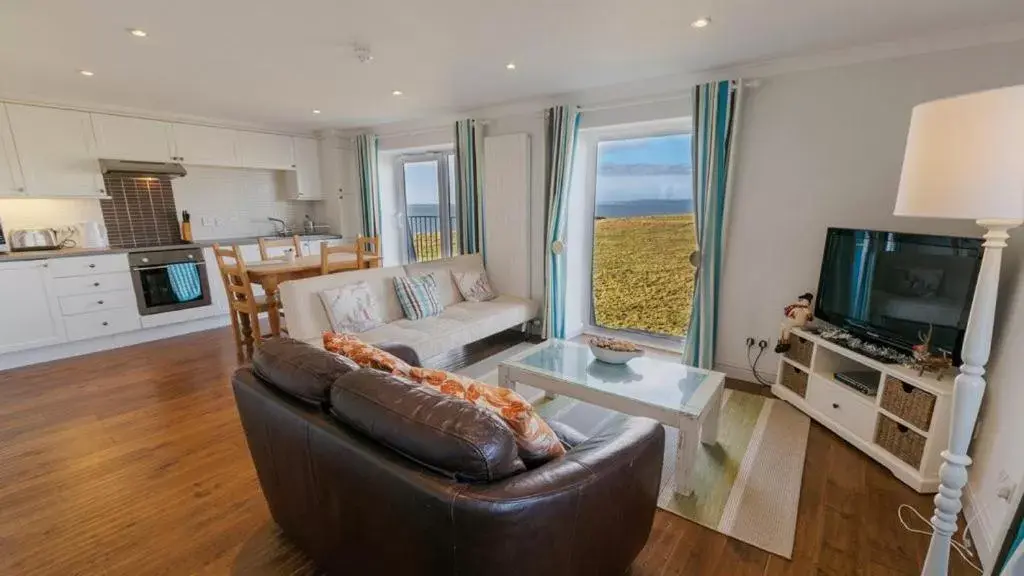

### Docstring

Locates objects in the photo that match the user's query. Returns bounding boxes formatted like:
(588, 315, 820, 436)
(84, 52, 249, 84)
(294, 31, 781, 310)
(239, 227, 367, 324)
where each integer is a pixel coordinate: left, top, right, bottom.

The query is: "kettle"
(76, 221, 109, 249)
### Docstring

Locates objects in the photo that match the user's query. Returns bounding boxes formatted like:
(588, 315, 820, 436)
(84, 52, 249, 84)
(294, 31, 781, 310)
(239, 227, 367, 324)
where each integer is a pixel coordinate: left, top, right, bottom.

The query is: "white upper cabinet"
(5, 104, 105, 198)
(284, 137, 322, 200)
(237, 132, 295, 170)
(0, 104, 26, 197)
(170, 123, 239, 167)
(92, 114, 173, 162)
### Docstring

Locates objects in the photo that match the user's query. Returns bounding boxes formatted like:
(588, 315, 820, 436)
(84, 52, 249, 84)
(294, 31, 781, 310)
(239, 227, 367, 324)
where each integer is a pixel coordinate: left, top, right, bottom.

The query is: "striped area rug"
(534, 391, 810, 559)
(465, 348, 810, 559)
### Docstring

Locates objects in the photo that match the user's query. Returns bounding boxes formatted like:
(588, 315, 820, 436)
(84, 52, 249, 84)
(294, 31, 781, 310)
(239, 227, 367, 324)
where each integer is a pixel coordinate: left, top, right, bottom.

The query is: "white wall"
(0, 198, 103, 232)
(718, 40, 1024, 567)
(170, 166, 321, 240)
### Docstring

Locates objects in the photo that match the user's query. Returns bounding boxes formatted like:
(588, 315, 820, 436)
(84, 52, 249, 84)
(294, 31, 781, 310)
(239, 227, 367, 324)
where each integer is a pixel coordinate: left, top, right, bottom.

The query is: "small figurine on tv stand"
(910, 325, 953, 380)
(774, 292, 815, 354)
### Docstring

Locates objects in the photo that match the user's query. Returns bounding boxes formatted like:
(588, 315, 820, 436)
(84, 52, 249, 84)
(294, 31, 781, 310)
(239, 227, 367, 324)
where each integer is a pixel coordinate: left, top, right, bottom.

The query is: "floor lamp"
(894, 85, 1024, 575)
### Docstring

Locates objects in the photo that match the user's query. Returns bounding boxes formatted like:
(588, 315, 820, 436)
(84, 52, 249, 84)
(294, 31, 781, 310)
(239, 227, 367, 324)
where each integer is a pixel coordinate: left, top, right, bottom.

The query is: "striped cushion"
(393, 273, 444, 320)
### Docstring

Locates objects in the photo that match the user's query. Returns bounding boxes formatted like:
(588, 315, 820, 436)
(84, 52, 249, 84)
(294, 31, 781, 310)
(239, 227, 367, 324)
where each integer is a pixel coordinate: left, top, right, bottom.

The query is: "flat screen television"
(815, 228, 983, 364)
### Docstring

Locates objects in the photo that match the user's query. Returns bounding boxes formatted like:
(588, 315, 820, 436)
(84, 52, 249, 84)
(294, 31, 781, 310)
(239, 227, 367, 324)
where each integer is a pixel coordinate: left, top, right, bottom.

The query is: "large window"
(590, 132, 695, 338)
(396, 152, 457, 262)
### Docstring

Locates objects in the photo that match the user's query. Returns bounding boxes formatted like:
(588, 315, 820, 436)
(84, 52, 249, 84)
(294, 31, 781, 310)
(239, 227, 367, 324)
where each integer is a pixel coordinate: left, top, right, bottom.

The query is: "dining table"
(244, 252, 382, 337)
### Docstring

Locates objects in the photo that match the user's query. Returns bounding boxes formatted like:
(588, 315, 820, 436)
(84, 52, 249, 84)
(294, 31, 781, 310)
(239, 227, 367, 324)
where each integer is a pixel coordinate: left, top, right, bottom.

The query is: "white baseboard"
(964, 482, 995, 572)
(714, 360, 777, 386)
(0, 315, 231, 372)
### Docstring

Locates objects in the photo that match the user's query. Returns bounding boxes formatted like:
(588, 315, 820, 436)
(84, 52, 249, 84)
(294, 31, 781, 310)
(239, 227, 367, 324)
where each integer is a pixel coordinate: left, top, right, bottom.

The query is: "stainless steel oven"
(129, 247, 212, 316)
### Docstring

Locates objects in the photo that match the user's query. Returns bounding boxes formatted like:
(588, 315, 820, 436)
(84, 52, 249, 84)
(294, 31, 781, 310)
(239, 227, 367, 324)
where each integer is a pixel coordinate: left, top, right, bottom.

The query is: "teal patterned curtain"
(542, 106, 581, 339)
(454, 119, 483, 255)
(683, 81, 742, 369)
(355, 133, 381, 238)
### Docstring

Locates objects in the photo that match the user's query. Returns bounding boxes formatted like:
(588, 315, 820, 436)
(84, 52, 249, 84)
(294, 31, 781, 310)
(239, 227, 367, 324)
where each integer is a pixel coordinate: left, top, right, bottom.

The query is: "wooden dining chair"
(320, 242, 358, 275)
(212, 244, 274, 361)
(257, 235, 303, 261)
(356, 235, 380, 268)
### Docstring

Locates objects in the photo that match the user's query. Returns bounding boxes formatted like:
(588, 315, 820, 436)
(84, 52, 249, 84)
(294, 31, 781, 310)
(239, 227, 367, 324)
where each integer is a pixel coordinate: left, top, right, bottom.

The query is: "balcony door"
(397, 152, 457, 262)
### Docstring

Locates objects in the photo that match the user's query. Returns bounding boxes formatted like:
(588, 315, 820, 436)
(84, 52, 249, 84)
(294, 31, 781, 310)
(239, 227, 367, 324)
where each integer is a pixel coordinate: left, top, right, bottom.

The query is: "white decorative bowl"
(589, 343, 644, 365)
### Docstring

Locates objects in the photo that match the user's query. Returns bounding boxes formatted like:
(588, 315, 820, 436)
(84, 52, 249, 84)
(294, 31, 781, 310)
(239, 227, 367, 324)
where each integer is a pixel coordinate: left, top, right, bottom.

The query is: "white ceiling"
(2, 0, 1024, 132)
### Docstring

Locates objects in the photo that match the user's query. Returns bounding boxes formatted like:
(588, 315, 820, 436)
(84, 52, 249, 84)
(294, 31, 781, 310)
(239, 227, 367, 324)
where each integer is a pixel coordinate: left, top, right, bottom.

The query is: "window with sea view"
(591, 132, 695, 338)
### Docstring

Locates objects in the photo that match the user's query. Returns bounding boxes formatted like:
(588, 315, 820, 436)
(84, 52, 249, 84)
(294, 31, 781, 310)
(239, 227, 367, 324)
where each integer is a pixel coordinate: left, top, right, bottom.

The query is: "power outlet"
(758, 339, 769, 350)
(745, 337, 756, 348)
(997, 470, 1017, 502)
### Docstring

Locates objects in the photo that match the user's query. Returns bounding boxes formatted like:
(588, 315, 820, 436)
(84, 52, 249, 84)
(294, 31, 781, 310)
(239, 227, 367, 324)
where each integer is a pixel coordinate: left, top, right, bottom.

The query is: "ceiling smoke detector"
(354, 45, 374, 63)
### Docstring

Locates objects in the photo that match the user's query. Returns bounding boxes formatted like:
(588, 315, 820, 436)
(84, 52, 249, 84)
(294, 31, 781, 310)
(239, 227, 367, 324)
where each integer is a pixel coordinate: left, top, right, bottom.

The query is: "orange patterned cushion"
(408, 366, 566, 464)
(322, 332, 413, 376)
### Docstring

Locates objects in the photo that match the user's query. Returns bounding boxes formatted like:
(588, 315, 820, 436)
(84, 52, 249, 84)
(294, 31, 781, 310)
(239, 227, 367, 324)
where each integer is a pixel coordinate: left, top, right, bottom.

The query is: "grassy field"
(592, 214, 696, 337)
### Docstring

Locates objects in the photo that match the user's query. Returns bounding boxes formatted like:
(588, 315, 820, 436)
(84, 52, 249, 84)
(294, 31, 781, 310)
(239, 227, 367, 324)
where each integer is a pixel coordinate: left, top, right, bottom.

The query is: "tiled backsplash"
(100, 175, 182, 248)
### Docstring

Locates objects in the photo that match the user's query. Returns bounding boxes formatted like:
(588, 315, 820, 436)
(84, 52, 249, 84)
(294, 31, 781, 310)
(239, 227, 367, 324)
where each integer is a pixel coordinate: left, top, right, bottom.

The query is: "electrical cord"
(897, 504, 983, 573)
(746, 342, 773, 386)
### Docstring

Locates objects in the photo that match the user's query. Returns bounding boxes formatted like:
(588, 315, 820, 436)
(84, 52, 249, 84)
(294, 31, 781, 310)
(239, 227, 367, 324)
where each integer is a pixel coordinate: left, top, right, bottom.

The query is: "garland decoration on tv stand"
(816, 326, 913, 365)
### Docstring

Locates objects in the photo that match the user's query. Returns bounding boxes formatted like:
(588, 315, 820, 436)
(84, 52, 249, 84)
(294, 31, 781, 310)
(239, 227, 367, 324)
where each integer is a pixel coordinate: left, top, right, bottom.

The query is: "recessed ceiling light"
(79, 70, 95, 77)
(506, 62, 517, 71)
(392, 90, 404, 96)
(691, 17, 711, 28)
(312, 109, 321, 114)
(128, 28, 148, 37)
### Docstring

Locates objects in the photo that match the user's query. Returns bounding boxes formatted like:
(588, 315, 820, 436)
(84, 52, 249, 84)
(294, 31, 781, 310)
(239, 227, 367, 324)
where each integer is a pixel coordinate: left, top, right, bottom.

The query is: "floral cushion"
(322, 332, 413, 376)
(452, 270, 497, 302)
(407, 366, 566, 464)
(318, 281, 384, 333)
(393, 273, 444, 320)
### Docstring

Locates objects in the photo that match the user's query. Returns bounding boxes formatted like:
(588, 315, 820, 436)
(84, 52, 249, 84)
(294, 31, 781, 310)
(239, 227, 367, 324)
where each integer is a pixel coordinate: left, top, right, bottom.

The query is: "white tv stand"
(773, 327, 953, 493)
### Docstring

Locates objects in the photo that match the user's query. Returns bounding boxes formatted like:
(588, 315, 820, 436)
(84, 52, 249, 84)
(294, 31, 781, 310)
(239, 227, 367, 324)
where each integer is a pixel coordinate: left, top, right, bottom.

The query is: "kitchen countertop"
(0, 234, 345, 262)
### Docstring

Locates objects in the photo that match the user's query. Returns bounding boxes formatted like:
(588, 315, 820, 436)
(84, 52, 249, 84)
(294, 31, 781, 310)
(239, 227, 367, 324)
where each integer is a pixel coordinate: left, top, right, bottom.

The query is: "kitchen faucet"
(268, 217, 288, 237)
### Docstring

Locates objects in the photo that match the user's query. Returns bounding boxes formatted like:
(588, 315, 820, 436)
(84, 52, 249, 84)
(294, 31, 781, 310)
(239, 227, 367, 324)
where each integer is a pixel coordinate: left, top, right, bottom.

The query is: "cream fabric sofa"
(278, 254, 539, 361)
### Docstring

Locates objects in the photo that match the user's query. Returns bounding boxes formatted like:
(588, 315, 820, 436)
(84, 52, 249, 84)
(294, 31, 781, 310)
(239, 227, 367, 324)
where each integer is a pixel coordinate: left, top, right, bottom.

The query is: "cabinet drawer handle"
(97, 300, 104, 305)
(901, 382, 914, 394)
(89, 264, 96, 268)
(102, 321, 109, 326)
(832, 403, 840, 409)
(93, 282, 101, 287)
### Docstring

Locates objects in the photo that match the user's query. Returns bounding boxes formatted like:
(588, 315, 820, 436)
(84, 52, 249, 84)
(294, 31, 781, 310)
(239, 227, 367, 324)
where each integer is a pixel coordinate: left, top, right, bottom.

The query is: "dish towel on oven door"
(167, 263, 202, 302)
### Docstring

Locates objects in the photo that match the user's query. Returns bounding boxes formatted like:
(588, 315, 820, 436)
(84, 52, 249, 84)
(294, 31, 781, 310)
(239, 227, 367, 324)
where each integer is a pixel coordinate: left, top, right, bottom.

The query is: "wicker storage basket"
(880, 377, 936, 431)
(875, 415, 926, 469)
(784, 334, 813, 367)
(780, 363, 808, 397)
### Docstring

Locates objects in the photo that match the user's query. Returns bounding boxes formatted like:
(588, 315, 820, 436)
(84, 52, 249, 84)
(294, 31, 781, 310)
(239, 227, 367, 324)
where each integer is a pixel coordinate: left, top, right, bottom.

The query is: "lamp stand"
(921, 219, 1021, 576)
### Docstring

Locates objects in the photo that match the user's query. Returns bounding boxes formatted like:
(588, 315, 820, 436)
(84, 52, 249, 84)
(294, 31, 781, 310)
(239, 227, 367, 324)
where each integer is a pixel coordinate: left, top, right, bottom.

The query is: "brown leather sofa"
(232, 338, 665, 576)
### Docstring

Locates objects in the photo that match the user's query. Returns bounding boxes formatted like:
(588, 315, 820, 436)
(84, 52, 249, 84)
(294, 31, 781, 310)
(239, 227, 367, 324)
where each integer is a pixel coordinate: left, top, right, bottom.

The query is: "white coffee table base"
(674, 385, 723, 496)
(498, 362, 725, 498)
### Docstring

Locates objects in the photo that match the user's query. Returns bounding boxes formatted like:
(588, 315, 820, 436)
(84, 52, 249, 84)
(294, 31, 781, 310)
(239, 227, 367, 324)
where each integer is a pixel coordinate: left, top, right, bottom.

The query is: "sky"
(402, 133, 693, 208)
(598, 133, 691, 166)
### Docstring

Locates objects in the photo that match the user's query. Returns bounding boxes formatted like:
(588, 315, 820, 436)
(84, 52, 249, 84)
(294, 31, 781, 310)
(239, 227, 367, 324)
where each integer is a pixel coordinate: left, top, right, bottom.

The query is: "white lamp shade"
(895, 84, 1024, 221)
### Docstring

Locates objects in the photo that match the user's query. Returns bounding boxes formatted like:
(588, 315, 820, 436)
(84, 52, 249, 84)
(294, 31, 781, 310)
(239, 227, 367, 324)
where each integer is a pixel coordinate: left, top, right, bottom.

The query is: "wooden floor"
(0, 328, 976, 575)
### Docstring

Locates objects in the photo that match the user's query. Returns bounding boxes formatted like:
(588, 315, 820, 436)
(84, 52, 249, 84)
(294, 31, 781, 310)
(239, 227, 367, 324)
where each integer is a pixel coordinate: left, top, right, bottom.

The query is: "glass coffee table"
(498, 339, 726, 496)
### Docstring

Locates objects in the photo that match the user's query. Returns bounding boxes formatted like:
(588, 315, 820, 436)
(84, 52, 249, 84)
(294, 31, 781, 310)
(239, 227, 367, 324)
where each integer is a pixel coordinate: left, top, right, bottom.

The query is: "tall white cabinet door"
(237, 132, 295, 170)
(170, 123, 238, 167)
(5, 104, 104, 198)
(285, 137, 322, 200)
(0, 261, 66, 354)
(0, 104, 26, 197)
(92, 114, 173, 162)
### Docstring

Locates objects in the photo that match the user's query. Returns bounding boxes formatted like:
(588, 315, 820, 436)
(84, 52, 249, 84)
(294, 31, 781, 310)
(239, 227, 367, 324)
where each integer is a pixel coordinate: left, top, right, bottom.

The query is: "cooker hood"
(99, 159, 187, 178)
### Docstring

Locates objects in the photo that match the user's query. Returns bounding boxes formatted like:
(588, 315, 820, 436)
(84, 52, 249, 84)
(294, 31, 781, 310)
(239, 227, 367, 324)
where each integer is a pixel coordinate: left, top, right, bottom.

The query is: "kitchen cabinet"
(0, 261, 66, 354)
(170, 123, 238, 167)
(284, 137, 322, 200)
(237, 132, 295, 170)
(0, 104, 26, 197)
(92, 114, 173, 162)
(5, 104, 105, 198)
